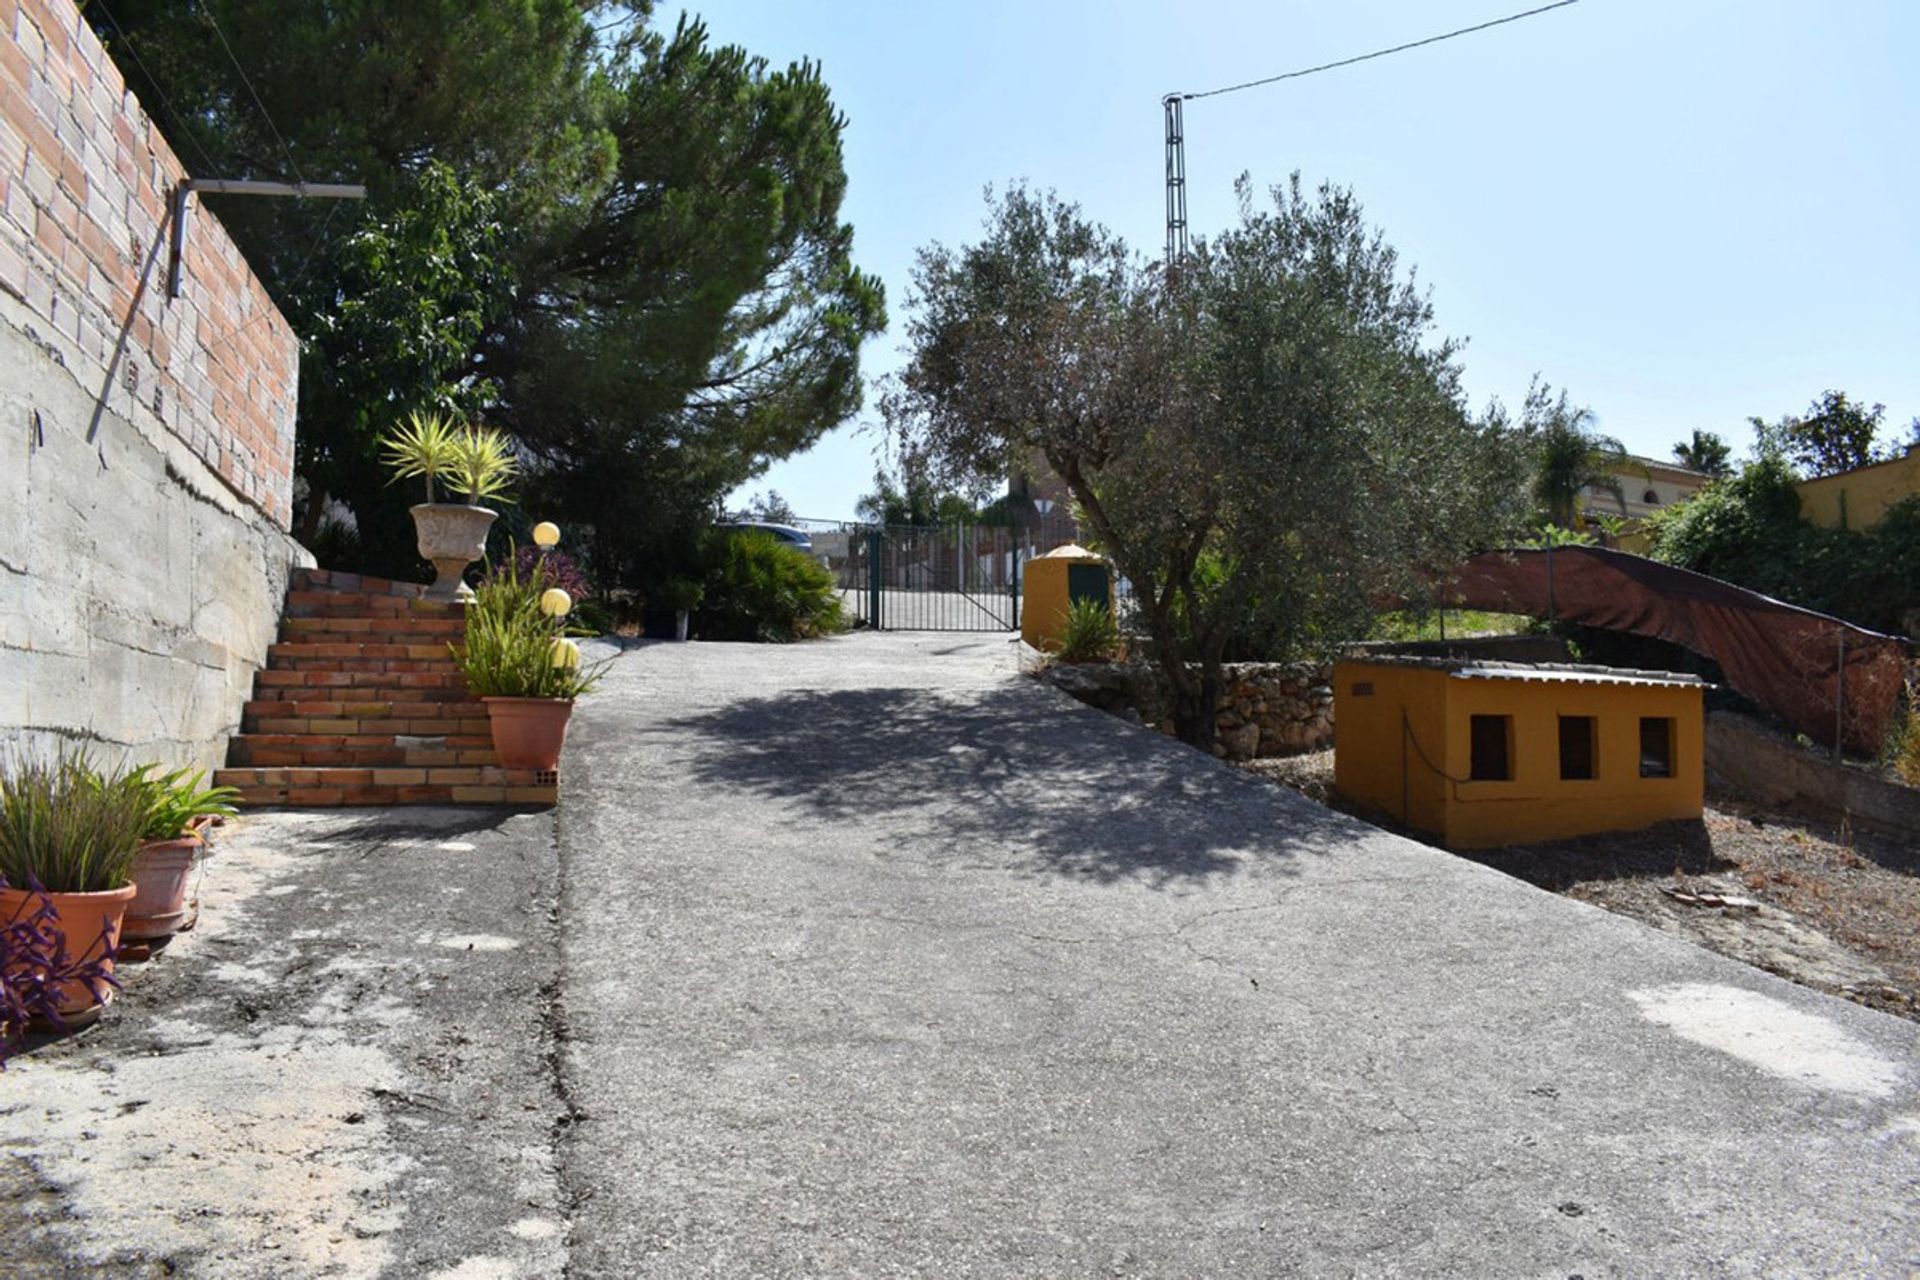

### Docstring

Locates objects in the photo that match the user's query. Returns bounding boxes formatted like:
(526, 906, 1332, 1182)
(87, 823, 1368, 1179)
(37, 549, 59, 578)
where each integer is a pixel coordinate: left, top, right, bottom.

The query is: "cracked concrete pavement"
(3, 631, 1918, 1275)
(558, 633, 1920, 1276)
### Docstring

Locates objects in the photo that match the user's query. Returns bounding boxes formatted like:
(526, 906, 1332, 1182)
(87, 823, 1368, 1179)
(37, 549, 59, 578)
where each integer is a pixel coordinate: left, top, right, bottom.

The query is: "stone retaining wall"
(1706, 710, 1920, 836)
(1040, 660, 1334, 760)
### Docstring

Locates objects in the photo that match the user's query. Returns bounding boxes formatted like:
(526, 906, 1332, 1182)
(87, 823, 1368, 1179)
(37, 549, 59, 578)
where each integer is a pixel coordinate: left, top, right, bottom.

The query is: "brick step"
(215, 766, 557, 808)
(243, 698, 485, 726)
(247, 687, 472, 706)
(291, 568, 432, 599)
(282, 615, 466, 641)
(268, 641, 461, 663)
(255, 670, 466, 694)
(228, 734, 497, 768)
(243, 711, 491, 738)
(283, 589, 463, 620)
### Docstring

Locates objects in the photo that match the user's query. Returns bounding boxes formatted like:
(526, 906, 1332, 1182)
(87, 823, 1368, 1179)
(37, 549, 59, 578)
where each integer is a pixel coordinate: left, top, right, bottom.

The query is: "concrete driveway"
(558, 633, 1920, 1276)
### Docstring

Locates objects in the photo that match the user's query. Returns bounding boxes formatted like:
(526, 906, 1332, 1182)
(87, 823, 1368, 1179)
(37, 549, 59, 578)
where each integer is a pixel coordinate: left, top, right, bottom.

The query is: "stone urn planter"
(481, 697, 575, 770)
(412, 503, 498, 602)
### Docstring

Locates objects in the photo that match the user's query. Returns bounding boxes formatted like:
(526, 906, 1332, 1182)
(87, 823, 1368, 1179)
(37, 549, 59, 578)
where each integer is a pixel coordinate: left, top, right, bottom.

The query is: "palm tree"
(1671, 429, 1733, 477)
(1523, 382, 1632, 529)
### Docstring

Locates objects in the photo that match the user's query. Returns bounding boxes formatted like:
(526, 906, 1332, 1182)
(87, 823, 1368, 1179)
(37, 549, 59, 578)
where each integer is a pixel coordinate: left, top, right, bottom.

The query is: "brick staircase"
(213, 568, 559, 808)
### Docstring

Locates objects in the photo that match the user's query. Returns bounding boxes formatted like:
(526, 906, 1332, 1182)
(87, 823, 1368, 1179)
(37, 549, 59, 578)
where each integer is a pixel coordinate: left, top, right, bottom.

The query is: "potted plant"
(657, 577, 705, 641)
(123, 767, 239, 942)
(454, 549, 607, 770)
(380, 411, 518, 601)
(0, 747, 149, 1022)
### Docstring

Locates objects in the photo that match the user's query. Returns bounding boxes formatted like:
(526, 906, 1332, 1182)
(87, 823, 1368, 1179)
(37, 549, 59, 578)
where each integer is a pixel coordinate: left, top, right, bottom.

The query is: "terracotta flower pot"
(410, 503, 498, 602)
(123, 834, 203, 941)
(482, 697, 575, 770)
(0, 883, 136, 1017)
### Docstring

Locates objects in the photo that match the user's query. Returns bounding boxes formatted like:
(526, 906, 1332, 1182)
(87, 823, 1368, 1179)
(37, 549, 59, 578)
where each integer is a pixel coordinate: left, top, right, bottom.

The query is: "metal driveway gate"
(837, 523, 1059, 632)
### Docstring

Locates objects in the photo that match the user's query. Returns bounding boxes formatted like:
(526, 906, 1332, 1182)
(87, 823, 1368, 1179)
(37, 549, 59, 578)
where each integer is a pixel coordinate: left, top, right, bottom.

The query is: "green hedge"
(1644, 457, 1920, 636)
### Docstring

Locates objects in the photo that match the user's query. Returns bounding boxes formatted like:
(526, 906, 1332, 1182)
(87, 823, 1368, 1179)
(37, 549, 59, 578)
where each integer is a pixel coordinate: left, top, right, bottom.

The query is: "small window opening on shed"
(1639, 717, 1675, 778)
(1558, 715, 1597, 780)
(1469, 715, 1512, 781)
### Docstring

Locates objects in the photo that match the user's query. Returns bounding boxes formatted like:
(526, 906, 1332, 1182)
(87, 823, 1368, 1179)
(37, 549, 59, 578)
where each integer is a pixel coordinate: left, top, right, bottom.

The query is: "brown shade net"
(1440, 546, 1910, 756)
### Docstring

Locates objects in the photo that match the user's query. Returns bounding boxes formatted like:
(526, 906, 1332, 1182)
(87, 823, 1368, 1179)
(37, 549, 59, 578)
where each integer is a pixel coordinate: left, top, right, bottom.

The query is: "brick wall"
(0, 0, 298, 527)
(0, 0, 311, 769)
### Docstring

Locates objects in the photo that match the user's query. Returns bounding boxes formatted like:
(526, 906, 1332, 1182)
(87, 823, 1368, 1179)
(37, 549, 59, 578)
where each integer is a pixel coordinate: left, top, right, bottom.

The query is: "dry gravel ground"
(1244, 750, 1920, 1024)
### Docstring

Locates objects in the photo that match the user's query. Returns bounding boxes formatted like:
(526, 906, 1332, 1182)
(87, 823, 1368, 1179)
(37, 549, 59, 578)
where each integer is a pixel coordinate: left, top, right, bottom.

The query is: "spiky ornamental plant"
(380, 410, 463, 504)
(446, 427, 517, 506)
(454, 549, 607, 698)
(0, 747, 148, 894)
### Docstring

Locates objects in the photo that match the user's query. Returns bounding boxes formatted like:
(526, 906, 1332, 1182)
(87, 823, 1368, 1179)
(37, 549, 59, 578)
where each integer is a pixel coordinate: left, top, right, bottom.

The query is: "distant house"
(1578, 455, 1714, 525)
(1796, 444, 1920, 531)
(1332, 657, 1705, 849)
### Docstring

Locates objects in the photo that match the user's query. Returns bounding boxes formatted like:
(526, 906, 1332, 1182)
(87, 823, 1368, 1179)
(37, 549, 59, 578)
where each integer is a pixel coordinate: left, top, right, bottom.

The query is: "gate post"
(866, 529, 884, 630)
(1011, 537, 1022, 632)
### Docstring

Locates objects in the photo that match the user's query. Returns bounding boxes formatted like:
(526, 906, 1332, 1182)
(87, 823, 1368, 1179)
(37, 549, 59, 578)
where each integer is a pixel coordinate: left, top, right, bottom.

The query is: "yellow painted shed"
(1332, 657, 1704, 849)
(1020, 544, 1114, 652)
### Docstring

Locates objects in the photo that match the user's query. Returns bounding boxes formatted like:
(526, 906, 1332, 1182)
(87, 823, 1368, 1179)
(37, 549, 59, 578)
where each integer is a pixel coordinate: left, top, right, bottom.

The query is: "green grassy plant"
(455, 555, 606, 698)
(1055, 598, 1121, 663)
(131, 767, 240, 842)
(0, 747, 149, 894)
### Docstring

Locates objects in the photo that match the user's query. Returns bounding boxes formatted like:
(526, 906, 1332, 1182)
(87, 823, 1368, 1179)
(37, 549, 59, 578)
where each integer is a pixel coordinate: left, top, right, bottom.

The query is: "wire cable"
(87, 0, 223, 176)
(1179, 0, 1580, 101)
(205, 196, 346, 355)
(197, 4, 308, 186)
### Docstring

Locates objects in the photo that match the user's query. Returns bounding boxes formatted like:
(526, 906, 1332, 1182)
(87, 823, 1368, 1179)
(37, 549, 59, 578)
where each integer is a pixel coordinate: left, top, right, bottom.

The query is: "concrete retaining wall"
(1706, 710, 1920, 836)
(0, 0, 309, 768)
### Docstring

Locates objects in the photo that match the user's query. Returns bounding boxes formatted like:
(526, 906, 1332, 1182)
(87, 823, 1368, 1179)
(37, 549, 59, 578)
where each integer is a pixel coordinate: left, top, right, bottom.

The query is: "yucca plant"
(0, 747, 149, 894)
(454, 554, 606, 699)
(446, 427, 517, 506)
(379, 410, 462, 504)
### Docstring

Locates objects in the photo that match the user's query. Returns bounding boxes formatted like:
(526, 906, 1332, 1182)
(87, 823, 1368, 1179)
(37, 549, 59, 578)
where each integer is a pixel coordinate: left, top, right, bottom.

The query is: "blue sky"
(678, 0, 1920, 521)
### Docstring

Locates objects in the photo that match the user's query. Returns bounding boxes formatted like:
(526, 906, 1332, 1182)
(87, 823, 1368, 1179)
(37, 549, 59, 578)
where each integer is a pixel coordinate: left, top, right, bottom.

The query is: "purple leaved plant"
(487, 546, 592, 601)
(0, 881, 120, 1069)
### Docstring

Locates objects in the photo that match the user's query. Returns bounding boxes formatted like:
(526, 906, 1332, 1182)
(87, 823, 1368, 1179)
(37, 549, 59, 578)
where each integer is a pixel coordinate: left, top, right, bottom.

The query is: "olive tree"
(886, 178, 1528, 749)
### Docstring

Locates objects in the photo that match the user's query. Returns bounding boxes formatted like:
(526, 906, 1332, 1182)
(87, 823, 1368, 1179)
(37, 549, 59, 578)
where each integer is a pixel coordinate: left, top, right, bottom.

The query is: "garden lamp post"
(532, 521, 561, 550)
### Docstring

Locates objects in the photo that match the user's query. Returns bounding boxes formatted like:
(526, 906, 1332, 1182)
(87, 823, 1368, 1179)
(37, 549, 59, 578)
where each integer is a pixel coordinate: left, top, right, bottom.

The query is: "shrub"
(455, 557, 606, 698)
(1645, 460, 1920, 635)
(487, 546, 592, 601)
(697, 531, 845, 642)
(0, 747, 148, 894)
(1055, 598, 1121, 663)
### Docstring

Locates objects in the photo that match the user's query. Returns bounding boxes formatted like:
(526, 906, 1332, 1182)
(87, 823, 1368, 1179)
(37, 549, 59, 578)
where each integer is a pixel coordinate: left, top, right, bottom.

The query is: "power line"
(1178, 0, 1581, 102)
(205, 196, 347, 355)
(88, 0, 222, 176)
(197, 4, 308, 186)
(1162, 0, 1582, 258)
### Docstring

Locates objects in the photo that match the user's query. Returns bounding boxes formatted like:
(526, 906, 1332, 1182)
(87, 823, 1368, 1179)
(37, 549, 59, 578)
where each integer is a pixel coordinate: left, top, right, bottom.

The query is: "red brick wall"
(0, 0, 298, 528)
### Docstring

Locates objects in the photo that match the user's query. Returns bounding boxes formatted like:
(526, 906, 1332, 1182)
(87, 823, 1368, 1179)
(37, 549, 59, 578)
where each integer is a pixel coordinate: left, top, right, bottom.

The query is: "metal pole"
(1012, 537, 1023, 633)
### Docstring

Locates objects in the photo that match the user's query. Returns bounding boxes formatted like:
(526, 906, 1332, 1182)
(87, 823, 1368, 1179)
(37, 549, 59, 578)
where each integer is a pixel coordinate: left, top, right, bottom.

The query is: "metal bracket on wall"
(167, 178, 367, 301)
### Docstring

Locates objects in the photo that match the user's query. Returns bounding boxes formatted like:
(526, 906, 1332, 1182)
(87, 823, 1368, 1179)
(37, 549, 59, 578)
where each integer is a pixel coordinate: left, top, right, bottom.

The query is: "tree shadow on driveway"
(648, 682, 1384, 890)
